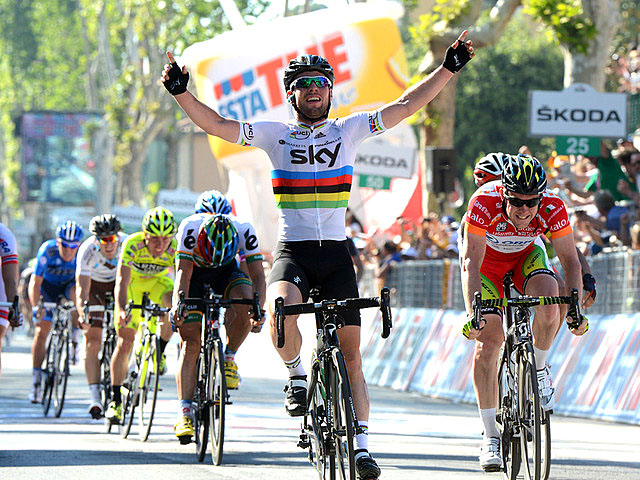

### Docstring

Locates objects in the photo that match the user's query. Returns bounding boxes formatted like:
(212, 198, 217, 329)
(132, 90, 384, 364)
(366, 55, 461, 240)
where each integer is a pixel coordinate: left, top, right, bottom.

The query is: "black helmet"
(283, 55, 335, 92)
(502, 154, 547, 195)
(89, 214, 121, 237)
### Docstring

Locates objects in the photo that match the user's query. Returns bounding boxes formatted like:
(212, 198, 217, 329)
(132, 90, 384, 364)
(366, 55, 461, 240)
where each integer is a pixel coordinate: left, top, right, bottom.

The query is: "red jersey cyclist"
(460, 154, 588, 472)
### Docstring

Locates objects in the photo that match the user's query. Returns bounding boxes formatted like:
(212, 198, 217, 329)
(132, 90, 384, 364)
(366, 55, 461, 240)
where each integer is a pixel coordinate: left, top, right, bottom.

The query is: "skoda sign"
(528, 83, 627, 138)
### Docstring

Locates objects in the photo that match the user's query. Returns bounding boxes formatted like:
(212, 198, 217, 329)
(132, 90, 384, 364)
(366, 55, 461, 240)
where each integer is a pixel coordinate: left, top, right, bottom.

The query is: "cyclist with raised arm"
(460, 154, 588, 472)
(162, 29, 474, 478)
(0, 222, 21, 378)
(75, 214, 127, 419)
(28, 221, 83, 403)
(170, 211, 265, 443)
(105, 207, 177, 425)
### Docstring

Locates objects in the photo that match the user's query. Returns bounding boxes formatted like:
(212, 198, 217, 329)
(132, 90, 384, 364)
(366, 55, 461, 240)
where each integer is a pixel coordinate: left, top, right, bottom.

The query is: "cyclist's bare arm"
(552, 234, 582, 305)
(379, 30, 472, 129)
(460, 225, 486, 321)
(162, 51, 240, 144)
(28, 274, 44, 309)
(1, 262, 19, 304)
(114, 262, 131, 326)
(172, 258, 193, 315)
(75, 274, 92, 323)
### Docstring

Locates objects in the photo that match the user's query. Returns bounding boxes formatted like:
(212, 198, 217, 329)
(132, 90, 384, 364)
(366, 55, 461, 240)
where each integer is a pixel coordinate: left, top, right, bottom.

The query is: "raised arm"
(161, 51, 241, 143)
(379, 30, 474, 129)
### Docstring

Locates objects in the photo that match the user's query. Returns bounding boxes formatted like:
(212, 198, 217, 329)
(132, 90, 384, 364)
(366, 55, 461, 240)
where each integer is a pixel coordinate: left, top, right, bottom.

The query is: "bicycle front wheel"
(519, 345, 542, 480)
(306, 350, 327, 479)
(121, 358, 139, 439)
(42, 335, 56, 416)
(194, 350, 210, 462)
(329, 350, 356, 480)
(53, 332, 70, 418)
(101, 337, 115, 432)
(497, 344, 521, 480)
(208, 339, 226, 466)
(138, 335, 160, 442)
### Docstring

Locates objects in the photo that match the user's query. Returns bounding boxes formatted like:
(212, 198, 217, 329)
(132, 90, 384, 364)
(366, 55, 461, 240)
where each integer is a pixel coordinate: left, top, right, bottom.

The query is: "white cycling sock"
(32, 368, 41, 384)
(179, 399, 193, 419)
(480, 408, 499, 439)
(533, 346, 549, 370)
(354, 421, 369, 451)
(284, 354, 306, 378)
(89, 383, 101, 403)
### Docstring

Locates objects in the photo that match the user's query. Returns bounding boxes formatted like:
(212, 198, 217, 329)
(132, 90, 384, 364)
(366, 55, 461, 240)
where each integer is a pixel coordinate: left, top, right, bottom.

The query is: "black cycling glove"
(582, 273, 596, 302)
(164, 62, 189, 96)
(442, 41, 472, 73)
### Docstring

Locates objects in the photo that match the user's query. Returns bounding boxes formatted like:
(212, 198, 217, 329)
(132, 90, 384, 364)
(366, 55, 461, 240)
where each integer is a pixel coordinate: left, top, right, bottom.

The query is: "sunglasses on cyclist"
(290, 76, 331, 90)
(504, 195, 542, 208)
(98, 234, 118, 244)
(60, 240, 79, 249)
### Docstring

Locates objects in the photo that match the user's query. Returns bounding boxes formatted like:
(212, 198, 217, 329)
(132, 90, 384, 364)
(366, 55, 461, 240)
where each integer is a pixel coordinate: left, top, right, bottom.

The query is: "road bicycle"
(274, 287, 392, 480)
(176, 287, 261, 465)
(41, 299, 77, 418)
(120, 292, 169, 441)
(471, 272, 582, 480)
(84, 293, 117, 428)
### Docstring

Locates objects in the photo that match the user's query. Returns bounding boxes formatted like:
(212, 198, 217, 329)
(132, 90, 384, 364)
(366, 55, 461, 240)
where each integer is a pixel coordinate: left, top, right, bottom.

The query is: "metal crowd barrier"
(360, 249, 640, 314)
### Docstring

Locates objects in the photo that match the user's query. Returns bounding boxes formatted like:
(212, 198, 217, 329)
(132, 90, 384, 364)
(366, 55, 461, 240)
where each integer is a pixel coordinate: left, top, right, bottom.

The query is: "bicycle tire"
(194, 352, 210, 462)
(41, 335, 56, 416)
(121, 359, 139, 439)
(138, 335, 160, 442)
(540, 409, 551, 480)
(208, 339, 226, 466)
(101, 337, 115, 431)
(329, 349, 356, 480)
(497, 344, 521, 479)
(519, 344, 542, 480)
(306, 350, 327, 479)
(53, 332, 70, 418)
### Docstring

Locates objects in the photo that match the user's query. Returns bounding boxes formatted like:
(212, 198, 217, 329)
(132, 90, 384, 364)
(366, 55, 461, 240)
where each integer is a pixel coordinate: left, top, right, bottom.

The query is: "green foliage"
(523, 0, 597, 53)
(454, 12, 564, 199)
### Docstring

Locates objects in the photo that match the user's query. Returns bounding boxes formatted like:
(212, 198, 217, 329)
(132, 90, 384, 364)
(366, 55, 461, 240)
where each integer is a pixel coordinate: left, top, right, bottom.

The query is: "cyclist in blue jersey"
(28, 221, 84, 403)
(163, 31, 474, 478)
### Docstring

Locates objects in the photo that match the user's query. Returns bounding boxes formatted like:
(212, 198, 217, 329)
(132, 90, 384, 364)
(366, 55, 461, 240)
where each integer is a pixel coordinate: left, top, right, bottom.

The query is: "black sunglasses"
(504, 195, 542, 208)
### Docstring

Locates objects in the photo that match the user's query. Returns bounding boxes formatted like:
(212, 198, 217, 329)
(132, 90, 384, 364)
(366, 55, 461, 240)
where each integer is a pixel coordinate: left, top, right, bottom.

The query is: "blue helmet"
(195, 189, 232, 215)
(56, 220, 84, 243)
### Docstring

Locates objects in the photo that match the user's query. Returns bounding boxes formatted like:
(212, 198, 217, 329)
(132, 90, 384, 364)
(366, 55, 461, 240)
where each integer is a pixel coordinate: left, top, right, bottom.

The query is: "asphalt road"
(1, 326, 639, 480)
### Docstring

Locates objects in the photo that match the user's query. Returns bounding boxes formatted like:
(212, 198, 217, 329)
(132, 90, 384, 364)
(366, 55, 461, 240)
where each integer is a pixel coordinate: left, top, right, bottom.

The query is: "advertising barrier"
(361, 308, 640, 425)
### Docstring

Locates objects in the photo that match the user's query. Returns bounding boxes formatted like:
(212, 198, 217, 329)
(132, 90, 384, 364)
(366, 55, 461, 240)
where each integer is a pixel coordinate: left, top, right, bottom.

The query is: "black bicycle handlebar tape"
(472, 291, 483, 330)
(566, 288, 582, 329)
(251, 292, 261, 322)
(177, 291, 186, 319)
(380, 287, 392, 339)
(82, 300, 90, 324)
(275, 296, 285, 348)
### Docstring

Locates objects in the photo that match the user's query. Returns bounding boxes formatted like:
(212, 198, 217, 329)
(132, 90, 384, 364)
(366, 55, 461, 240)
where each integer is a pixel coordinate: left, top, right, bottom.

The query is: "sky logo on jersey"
(214, 32, 352, 122)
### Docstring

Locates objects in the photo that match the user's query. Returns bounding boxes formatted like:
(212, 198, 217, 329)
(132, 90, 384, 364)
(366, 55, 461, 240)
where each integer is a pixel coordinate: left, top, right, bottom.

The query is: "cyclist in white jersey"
(0, 222, 20, 378)
(75, 214, 126, 419)
(162, 31, 474, 478)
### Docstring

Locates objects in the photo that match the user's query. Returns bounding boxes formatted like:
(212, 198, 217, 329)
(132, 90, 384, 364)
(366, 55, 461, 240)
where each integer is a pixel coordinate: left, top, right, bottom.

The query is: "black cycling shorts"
(268, 240, 360, 326)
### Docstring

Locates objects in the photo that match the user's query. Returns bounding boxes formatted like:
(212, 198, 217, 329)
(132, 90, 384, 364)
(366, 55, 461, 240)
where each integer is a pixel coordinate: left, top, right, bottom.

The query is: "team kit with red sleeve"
(464, 182, 573, 303)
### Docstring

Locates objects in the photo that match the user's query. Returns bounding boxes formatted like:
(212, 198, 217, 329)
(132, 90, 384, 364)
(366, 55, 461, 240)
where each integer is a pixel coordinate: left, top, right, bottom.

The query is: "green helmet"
(142, 207, 177, 236)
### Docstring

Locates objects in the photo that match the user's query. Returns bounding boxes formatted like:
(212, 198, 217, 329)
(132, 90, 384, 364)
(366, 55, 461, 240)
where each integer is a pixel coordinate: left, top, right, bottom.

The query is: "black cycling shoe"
(284, 375, 307, 417)
(355, 450, 381, 480)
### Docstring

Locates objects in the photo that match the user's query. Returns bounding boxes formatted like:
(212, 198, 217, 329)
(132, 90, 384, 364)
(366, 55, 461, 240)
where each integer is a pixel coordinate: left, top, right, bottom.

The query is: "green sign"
(359, 175, 391, 190)
(555, 136, 600, 156)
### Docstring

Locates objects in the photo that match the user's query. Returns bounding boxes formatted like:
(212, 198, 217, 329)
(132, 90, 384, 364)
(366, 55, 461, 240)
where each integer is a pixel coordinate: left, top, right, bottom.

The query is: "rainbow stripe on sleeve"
(271, 165, 353, 209)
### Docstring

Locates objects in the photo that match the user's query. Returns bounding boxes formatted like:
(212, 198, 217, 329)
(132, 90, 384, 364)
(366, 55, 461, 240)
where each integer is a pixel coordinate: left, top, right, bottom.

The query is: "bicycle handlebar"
(125, 291, 170, 317)
(0, 295, 20, 326)
(176, 290, 262, 323)
(274, 288, 393, 348)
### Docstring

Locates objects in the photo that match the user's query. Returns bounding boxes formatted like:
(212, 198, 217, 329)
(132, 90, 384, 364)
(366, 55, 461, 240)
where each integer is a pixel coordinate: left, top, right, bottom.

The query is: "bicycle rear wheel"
(519, 344, 542, 480)
(138, 335, 160, 442)
(329, 350, 356, 480)
(53, 332, 70, 418)
(194, 351, 210, 462)
(42, 336, 56, 416)
(208, 339, 226, 466)
(497, 345, 521, 479)
(306, 351, 327, 479)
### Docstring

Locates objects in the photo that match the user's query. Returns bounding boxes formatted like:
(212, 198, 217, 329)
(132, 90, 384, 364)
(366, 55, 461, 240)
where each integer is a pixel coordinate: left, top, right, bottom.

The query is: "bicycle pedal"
(297, 435, 310, 449)
(178, 435, 192, 445)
